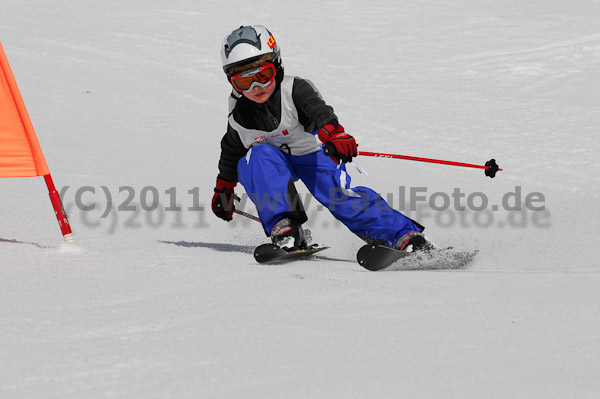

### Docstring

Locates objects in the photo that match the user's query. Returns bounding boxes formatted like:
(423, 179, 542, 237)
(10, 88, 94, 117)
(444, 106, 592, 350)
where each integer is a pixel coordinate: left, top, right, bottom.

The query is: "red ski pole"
(324, 145, 501, 178)
(234, 209, 261, 223)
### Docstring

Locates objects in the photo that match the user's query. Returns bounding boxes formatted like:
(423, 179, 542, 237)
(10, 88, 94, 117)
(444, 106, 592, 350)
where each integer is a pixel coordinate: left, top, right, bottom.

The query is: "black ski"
(357, 244, 478, 271)
(254, 243, 329, 264)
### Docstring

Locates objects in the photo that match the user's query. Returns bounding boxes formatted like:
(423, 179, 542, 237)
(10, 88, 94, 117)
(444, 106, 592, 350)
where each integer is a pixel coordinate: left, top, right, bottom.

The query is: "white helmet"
(221, 25, 283, 76)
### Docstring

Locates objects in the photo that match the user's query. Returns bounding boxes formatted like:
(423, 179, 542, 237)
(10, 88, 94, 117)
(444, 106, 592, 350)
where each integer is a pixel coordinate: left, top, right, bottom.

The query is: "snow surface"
(1, 0, 600, 398)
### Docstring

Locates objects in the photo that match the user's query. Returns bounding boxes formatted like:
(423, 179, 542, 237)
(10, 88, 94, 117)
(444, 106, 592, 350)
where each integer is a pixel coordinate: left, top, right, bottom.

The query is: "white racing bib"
(228, 76, 322, 156)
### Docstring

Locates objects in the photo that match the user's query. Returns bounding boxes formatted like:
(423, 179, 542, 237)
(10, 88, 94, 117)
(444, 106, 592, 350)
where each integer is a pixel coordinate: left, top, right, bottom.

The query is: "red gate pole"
(43, 174, 74, 242)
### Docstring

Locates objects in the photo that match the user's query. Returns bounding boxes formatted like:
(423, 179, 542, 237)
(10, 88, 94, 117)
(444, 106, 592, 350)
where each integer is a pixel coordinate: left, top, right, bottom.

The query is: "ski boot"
(396, 232, 435, 253)
(271, 217, 309, 251)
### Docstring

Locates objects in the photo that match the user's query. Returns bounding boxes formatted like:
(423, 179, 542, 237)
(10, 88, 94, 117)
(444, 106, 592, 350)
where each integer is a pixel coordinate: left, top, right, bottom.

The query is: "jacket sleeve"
(217, 124, 248, 182)
(291, 77, 338, 133)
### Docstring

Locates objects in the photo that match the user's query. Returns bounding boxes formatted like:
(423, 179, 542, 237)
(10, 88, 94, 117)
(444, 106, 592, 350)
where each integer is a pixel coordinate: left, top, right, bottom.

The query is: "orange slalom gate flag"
(0, 42, 50, 177)
(0, 42, 73, 241)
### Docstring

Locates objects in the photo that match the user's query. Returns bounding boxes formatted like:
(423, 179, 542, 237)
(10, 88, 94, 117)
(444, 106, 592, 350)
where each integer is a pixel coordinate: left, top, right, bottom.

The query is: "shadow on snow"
(159, 240, 355, 264)
(159, 240, 255, 254)
(0, 237, 48, 248)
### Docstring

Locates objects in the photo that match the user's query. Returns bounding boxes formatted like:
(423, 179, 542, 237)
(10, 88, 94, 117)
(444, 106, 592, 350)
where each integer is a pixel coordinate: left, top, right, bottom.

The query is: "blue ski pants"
(237, 144, 423, 248)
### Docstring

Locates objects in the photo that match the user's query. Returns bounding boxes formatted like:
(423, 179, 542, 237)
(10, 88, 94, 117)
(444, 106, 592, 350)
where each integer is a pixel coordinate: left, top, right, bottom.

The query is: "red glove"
(318, 123, 358, 164)
(212, 177, 237, 221)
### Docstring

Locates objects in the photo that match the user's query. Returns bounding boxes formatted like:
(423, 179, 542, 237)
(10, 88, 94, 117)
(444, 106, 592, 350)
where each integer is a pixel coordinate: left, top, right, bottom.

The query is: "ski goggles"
(230, 62, 276, 93)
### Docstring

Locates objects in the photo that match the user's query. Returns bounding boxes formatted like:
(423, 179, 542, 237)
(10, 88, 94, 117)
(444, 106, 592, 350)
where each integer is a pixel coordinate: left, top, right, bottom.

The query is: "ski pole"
(359, 151, 501, 178)
(323, 145, 501, 178)
(234, 209, 261, 223)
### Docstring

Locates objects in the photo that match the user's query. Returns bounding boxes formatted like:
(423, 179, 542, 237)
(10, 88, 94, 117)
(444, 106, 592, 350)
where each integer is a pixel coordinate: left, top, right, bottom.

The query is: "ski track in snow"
(1, 0, 600, 398)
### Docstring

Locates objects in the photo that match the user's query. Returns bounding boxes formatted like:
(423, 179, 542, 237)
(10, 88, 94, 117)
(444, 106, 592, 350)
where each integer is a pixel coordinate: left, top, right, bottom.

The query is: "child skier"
(212, 25, 433, 253)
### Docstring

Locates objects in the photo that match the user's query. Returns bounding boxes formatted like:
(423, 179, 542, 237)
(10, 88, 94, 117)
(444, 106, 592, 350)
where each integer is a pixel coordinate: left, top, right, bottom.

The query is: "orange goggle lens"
(231, 63, 276, 92)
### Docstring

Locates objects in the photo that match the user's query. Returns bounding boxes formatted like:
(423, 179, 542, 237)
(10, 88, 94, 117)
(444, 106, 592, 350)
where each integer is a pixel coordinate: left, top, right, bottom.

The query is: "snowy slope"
(1, 1, 600, 398)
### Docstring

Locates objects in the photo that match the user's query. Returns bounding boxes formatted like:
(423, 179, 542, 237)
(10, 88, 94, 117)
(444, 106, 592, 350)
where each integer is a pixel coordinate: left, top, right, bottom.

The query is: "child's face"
(242, 78, 276, 103)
